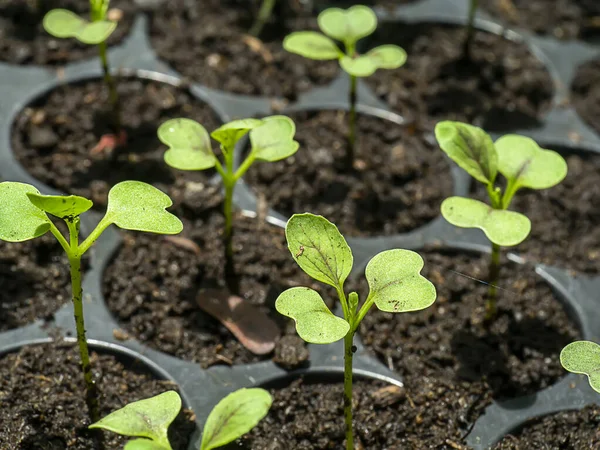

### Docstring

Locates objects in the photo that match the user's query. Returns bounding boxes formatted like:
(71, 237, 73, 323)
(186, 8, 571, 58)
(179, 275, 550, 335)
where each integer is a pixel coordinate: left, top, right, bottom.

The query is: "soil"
(357, 248, 581, 448)
(480, 0, 600, 41)
(475, 150, 600, 274)
(494, 405, 600, 449)
(243, 109, 453, 237)
(148, 0, 339, 99)
(102, 184, 323, 368)
(572, 58, 600, 136)
(0, 339, 196, 449)
(0, 232, 73, 331)
(0, 0, 135, 65)
(12, 77, 221, 209)
(363, 23, 554, 132)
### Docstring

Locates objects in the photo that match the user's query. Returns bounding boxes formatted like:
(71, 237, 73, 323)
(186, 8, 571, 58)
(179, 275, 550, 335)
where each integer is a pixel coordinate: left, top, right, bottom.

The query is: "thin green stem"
(98, 41, 121, 135)
(501, 179, 519, 210)
(463, 0, 479, 56)
(224, 179, 234, 264)
(222, 147, 237, 292)
(249, 0, 276, 37)
(48, 222, 70, 255)
(485, 242, 501, 321)
(336, 286, 350, 323)
(343, 331, 355, 450)
(347, 75, 357, 166)
(233, 154, 256, 182)
(79, 216, 111, 255)
(352, 294, 375, 333)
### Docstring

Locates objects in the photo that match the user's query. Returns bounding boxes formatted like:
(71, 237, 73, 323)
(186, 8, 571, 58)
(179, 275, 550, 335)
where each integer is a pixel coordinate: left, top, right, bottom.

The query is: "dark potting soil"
(243, 109, 453, 237)
(475, 151, 600, 274)
(0, 340, 196, 449)
(494, 405, 600, 449)
(0, 0, 135, 65)
(148, 0, 339, 99)
(363, 23, 554, 132)
(239, 377, 418, 449)
(103, 184, 322, 368)
(480, 0, 600, 41)
(12, 77, 221, 209)
(572, 58, 600, 137)
(357, 249, 580, 447)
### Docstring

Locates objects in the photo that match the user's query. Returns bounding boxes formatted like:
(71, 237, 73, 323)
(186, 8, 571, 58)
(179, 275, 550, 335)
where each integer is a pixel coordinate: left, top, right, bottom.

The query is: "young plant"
(157, 116, 298, 287)
(0, 181, 182, 423)
(283, 5, 406, 164)
(561, 341, 600, 393)
(249, 0, 277, 37)
(464, 0, 479, 55)
(43, 1, 123, 151)
(276, 213, 436, 449)
(90, 388, 273, 450)
(435, 121, 568, 321)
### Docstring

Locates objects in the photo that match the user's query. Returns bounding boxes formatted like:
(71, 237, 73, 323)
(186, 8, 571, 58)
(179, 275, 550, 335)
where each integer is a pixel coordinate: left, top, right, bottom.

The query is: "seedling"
(90, 388, 273, 450)
(435, 121, 567, 320)
(43, 1, 123, 151)
(283, 5, 406, 164)
(561, 341, 600, 393)
(157, 116, 298, 287)
(0, 181, 182, 423)
(464, 0, 479, 55)
(276, 213, 436, 449)
(250, 0, 277, 37)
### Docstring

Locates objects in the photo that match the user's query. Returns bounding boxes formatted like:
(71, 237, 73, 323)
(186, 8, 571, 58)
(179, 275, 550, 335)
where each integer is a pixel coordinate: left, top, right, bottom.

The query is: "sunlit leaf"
(561, 341, 600, 393)
(27, 193, 93, 219)
(0, 182, 51, 242)
(318, 5, 377, 44)
(43, 9, 116, 45)
(283, 31, 342, 60)
(158, 118, 216, 171)
(250, 116, 299, 162)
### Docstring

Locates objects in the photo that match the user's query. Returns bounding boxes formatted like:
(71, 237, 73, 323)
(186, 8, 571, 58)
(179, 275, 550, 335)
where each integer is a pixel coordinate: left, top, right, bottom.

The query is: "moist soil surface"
(357, 249, 580, 448)
(13, 77, 221, 209)
(0, 339, 196, 449)
(476, 150, 600, 274)
(243, 109, 453, 237)
(480, 0, 600, 40)
(103, 185, 321, 368)
(494, 405, 600, 449)
(0, 0, 135, 65)
(148, 0, 339, 99)
(572, 58, 600, 136)
(364, 23, 554, 132)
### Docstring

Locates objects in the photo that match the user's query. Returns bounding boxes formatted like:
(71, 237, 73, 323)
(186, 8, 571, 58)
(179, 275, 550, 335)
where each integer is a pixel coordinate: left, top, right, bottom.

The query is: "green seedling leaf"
(27, 193, 93, 220)
(435, 121, 498, 185)
(365, 249, 436, 313)
(441, 196, 531, 246)
(158, 118, 216, 171)
(560, 341, 600, 393)
(318, 5, 377, 44)
(283, 31, 342, 60)
(276, 287, 350, 344)
(201, 388, 273, 450)
(0, 182, 51, 242)
(211, 118, 263, 151)
(286, 213, 353, 289)
(104, 181, 183, 234)
(495, 135, 568, 191)
(124, 439, 169, 450)
(43, 9, 116, 45)
(340, 45, 407, 77)
(250, 116, 299, 162)
(90, 391, 180, 450)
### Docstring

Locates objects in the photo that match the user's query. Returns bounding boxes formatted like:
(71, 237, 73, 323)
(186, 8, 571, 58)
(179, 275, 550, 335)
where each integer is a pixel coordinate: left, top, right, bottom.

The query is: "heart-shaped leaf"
(365, 249, 436, 313)
(441, 196, 531, 246)
(43, 9, 116, 45)
(158, 118, 216, 171)
(560, 341, 600, 393)
(340, 45, 407, 77)
(211, 118, 263, 151)
(104, 181, 183, 235)
(283, 31, 342, 60)
(276, 287, 350, 344)
(250, 116, 299, 162)
(435, 121, 498, 185)
(285, 213, 353, 289)
(90, 391, 180, 450)
(0, 182, 51, 242)
(124, 440, 169, 450)
(201, 388, 272, 450)
(495, 135, 568, 191)
(318, 5, 377, 44)
(27, 193, 93, 219)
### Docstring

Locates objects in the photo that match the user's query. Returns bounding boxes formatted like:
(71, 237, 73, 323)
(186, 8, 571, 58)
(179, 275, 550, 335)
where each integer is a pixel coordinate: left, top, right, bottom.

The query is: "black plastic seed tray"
(0, 0, 599, 448)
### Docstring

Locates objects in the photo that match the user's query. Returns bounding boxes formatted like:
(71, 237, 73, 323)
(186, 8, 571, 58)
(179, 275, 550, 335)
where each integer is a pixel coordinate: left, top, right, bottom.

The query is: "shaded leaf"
(250, 116, 299, 162)
(341, 44, 407, 77)
(276, 287, 349, 344)
(105, 181, 183, 235)
(283, 31, 342, 60)
(211, 118, 263, 151)
(318, 5, 377, 44)
(27, 193, 92, 219)
(43, 9, 116, 44)
(124, 440, 169, 450)
(366, 249, 436, 313)
(201, 388, 272, 450)
(158, 118, 216, 171)
(285, 213, 353, 289)
(0, 182, 51, 242)
(441, 196, 531, 246)
(561, 341, 600, 393)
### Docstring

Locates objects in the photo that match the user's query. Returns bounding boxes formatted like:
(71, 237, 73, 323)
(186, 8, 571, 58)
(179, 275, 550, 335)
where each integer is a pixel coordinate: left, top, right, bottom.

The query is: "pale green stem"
(233, 153, 256, 182)
(249, 0, 276, 37)
(343, 331, 355, 450)
(222, 146, 237, 290)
